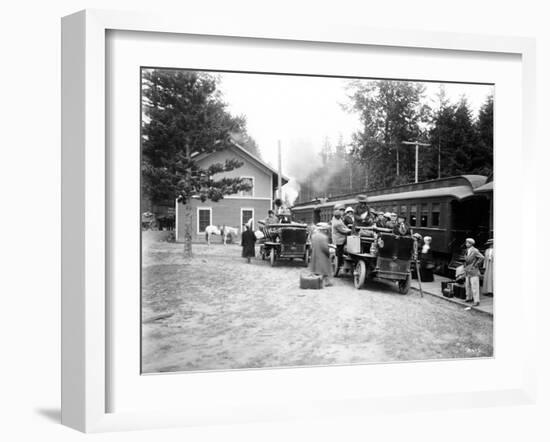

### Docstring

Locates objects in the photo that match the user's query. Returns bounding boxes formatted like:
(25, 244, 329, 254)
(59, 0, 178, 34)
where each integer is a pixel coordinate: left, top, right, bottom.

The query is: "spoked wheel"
(331, 254, 340, 277)
(270, 248, 276, 267)
(353, 260, 366, 289)
(398, 274, 411, 294)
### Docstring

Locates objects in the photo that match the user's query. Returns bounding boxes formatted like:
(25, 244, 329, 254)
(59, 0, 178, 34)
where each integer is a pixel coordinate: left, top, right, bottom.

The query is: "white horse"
(205, 225, 240, 245)
(222, 226, 240, 244)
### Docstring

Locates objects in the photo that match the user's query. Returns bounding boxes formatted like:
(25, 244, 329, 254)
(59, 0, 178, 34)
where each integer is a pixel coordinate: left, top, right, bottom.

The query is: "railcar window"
(410, 205, 417, 226)
(432, 203, 441, 227)
(400, 205, 407, 217)
(420, 204, 428, 227)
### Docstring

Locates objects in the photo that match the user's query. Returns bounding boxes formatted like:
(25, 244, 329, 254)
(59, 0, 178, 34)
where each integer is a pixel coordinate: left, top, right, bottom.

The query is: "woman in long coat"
(310, 226, 332, 286)
(241, 224, 256, 263)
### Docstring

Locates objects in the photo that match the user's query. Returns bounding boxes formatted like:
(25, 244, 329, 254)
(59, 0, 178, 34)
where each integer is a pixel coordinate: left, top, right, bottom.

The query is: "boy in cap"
(463, 238, 484, 306)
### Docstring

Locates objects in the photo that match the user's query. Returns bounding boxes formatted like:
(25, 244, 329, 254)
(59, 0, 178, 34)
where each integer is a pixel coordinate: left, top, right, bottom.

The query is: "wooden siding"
(176, 198, 271, 242)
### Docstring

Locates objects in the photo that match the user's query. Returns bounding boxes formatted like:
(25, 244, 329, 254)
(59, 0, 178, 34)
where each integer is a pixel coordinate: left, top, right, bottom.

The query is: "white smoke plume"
(281, 137, 349, 206)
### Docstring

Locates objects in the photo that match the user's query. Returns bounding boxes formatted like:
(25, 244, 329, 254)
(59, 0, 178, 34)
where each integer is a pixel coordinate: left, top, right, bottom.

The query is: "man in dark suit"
(354, 195, 374, 227)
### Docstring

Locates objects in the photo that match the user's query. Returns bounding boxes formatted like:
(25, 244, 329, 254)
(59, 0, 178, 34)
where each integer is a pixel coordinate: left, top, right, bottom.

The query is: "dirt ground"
(141, 239, 493, 373)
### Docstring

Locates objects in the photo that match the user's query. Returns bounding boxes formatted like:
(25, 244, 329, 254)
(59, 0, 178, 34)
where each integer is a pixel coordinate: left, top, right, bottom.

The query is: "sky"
(216, 71, 494, 183)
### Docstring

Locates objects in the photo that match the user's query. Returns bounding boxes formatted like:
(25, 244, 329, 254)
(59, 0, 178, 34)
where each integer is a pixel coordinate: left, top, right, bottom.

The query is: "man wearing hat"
(354, 194, 374, 227)
(463, 238, 485, 306)
(331, 204, 351, 270)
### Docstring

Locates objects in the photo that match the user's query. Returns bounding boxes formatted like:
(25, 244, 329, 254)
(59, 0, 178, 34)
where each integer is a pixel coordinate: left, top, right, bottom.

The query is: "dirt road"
(141, 240, 493, 373)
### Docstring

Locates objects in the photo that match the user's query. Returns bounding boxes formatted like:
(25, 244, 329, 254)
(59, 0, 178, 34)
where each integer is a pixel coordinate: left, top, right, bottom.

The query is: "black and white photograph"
(140, 68, 494, 373)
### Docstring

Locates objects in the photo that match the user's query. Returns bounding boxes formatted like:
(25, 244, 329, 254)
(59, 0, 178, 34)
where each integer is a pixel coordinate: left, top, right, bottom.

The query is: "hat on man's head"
(345, 206, 354, 213)
(465, 238, 475, 245)
(384, 212, 392, 218)
(356, 194, 368, 203)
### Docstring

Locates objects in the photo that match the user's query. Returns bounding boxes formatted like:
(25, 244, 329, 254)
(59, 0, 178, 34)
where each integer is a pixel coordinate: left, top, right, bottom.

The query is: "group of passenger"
(309, 194, 416, 283)
(336, 194, 412, 236)
(259, 198, 494, 300)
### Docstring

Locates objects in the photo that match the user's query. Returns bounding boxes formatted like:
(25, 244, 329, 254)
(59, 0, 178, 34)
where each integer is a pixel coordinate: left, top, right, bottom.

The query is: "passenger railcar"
(291, 175, 493, 274)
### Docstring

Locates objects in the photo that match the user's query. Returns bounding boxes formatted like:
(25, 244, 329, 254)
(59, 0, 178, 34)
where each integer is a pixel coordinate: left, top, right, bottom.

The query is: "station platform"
(410, 274, 493, 316)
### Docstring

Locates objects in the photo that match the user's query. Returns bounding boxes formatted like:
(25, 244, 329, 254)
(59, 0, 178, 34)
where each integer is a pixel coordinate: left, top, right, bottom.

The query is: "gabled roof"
(192, 140, 289, 184)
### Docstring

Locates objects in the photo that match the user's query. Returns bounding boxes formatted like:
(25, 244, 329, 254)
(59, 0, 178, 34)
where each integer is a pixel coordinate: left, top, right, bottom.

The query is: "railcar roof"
(292, 185, 477, 210)
(291, 175, 488, 211)
(474, 181, 493, 193)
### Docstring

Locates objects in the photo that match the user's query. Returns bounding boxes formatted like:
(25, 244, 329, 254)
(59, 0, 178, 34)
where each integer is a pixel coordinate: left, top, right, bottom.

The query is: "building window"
(197, 208, 211, 233)
(241, 209, 254, 229)
(409, 205, 417, 226)
(420, 204, 428, 227)
(431, 203, 441, 227)
(238, 177, 254, 197)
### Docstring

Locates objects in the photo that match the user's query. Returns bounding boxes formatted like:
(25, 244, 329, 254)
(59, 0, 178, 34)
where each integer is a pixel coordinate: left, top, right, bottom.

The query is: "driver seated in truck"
(278, 209, 292, 224)
(393, 215, 411, 236)
(264, 209, 279, 225)
(354, 195, 374, 228)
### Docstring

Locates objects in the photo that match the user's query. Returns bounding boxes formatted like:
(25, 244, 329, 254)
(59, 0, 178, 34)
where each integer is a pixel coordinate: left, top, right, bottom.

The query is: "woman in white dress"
(482, 239, 494, 295)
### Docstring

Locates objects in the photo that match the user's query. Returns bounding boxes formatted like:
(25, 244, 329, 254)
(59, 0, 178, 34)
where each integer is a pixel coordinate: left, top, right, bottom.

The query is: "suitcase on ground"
(300, 272, 323, 289)
(441, 281, 453, 298)
(451, 283, 466, 299)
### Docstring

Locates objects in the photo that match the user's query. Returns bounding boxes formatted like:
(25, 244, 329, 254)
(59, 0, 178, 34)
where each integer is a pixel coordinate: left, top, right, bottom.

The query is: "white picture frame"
(61, 9, 537, 433)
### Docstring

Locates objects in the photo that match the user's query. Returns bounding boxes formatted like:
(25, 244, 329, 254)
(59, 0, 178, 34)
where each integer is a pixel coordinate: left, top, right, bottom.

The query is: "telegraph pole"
(277, 140, 282, 200)
(402, 141, 430, 183)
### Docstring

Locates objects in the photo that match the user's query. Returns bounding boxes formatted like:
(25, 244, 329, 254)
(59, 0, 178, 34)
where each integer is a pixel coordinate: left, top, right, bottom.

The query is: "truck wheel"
(354, 260, 366, 289)
(270, 248, 276, 267)
(398, 274, 411, 294)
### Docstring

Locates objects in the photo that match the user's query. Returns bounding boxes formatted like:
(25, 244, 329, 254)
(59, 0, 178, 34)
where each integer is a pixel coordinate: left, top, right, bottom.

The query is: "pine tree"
(475, 94, 494, 176)
(346, 80, 428, 189)
(142, 69, 253, 256)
